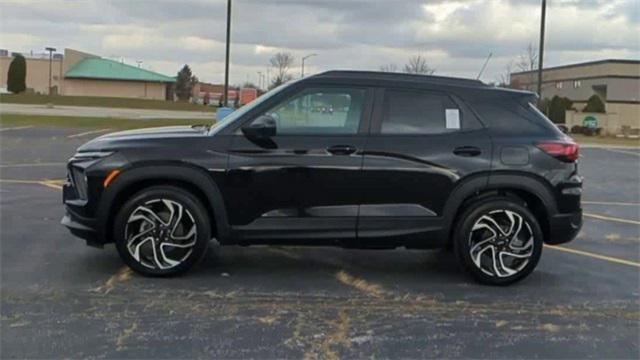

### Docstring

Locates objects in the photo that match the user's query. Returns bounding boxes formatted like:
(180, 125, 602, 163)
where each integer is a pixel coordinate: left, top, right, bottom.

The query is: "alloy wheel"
(125, 199, 197, 270)
(468, 209, 534, 278)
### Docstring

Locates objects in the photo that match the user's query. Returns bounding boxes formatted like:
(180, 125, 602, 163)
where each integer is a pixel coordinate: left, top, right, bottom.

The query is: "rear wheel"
(114, 186, 210, 277)
(453, 198, 543, 285)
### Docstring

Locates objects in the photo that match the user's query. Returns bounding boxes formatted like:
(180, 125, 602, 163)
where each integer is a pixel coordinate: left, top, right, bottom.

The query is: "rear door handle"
(327, 145, 357, 155)
(453, 146, 482, 157)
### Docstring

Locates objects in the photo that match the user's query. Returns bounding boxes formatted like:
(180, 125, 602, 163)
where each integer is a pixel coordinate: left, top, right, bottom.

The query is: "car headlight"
(70, 151, 114, 161)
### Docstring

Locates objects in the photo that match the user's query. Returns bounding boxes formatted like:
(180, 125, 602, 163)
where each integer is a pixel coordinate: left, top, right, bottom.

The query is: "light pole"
(223, 0, 232, 106)
(301, 53, 317, 78)
(257, 71, 263, 90)
(45, 47, 56, 95)
(537, 0, 546, 102)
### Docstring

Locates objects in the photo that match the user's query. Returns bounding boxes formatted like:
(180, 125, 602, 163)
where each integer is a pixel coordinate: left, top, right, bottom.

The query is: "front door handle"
(453, 146, 482, 157)
(327, 145, 357, 155)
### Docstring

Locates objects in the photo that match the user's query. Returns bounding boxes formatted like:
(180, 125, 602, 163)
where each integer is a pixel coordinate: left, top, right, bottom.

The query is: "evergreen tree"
(7, 54, 27, 94)
(175, 65, 198, 101)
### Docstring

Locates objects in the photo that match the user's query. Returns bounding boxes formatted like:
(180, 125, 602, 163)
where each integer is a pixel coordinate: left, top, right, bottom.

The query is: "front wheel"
(114, 186, 211, 277)
(453, 198, 543, 285)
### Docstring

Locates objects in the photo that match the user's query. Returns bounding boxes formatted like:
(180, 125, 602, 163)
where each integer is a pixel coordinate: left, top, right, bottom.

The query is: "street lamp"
(45, 47, 56, 95)
(301, 53, 317, 78)
(223, 0, 232, 107)
(537, 0, 547, 103)
(257, 71, 263, 90)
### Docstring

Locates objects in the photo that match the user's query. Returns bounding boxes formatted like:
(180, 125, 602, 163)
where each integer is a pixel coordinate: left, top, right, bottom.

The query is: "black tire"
(114, 186, 210, 277)
(453, 197, 543, 285)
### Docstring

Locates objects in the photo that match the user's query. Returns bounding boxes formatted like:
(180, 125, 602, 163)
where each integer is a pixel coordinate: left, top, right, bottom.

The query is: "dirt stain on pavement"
(91, 266, 134, 294)
(116, 322, 138, 351)
(335, 270, 389, 298)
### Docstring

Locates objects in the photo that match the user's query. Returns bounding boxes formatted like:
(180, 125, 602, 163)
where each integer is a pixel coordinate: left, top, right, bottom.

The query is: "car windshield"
(209, 81, 297, 135)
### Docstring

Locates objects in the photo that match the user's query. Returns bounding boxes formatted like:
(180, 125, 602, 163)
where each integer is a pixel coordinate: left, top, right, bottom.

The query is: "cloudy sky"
(1, 0, 638, 86)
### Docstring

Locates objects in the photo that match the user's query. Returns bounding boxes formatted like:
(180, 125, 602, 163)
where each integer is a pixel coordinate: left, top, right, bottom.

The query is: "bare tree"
(516, 43, 538, 72)
(403, 55, 435, 75)
(516, 43, 538, 90)
(379, 63, 399, 72)
(496, 61, 513, 87)
(269, 52, 294, 89)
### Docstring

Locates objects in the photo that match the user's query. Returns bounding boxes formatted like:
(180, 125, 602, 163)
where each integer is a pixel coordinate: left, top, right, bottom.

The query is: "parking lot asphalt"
(1, 126, 639, 359)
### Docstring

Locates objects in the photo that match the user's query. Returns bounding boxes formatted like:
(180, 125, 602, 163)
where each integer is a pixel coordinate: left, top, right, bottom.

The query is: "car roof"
(308, 70, 537, 99)
(311, 70, 486, 88)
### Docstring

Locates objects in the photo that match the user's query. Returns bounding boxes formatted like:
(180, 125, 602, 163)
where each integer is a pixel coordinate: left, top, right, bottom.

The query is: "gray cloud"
(0, 0, 638, 85)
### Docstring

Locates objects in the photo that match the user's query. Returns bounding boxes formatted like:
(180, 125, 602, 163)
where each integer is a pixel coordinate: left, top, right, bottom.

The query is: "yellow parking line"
(583, 201, 640, 206)
(545, 245, 640, 268)
(0, 162, 66, 168)
(584, 212, 640, 225)
(0, 178, 64, 190)
(0, 179, 42, 184)
(40, 180, 64, 190)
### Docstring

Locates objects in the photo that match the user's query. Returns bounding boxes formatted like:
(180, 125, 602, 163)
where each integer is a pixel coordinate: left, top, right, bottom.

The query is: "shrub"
(548, 95, 573, 124)
(571, 125, 583, 134)
(583, 95, 606, 113)
(7, 54, 27, 94)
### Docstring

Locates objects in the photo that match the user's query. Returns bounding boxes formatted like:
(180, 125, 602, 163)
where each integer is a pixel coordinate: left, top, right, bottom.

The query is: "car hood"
(76, 125, 211, 152)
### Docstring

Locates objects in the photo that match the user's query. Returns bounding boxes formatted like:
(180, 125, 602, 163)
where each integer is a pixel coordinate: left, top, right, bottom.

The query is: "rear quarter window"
(470, 99, 556, 135)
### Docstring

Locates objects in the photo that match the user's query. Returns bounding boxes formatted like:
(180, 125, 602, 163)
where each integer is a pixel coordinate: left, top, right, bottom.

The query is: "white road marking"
(0, 125, 34, 132)
(545, 245, 640, 268)
(584, 212, 640, 226)
(603, 148, 640, 157)
(67, 128, 111, 138)
(583, 201, 640, 206)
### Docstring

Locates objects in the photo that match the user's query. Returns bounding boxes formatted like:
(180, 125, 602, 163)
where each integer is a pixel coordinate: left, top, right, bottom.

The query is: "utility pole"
(223, 0, 232, 106)
(301, 53, 317, 78)
(537, 0, 546, 101)
(45, 47, 56, 95)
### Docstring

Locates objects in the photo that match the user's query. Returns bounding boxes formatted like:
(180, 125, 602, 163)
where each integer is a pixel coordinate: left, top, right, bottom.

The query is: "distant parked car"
(62, 71, 582, 285)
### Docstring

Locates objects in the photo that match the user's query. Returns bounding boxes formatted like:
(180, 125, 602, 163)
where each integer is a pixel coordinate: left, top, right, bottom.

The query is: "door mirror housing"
(242, 115, 277, 139)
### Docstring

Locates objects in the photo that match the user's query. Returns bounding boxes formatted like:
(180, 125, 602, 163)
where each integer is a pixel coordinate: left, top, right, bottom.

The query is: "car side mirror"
(242, 115, 277, 139)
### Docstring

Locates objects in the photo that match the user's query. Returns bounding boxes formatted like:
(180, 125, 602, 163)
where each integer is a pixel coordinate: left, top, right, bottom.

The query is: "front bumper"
(61, 207, 103, 248)
(546, 209, 582, 245)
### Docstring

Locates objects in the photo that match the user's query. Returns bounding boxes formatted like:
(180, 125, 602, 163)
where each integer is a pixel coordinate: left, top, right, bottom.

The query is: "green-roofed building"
(0, 48, 175, 100)
(61, 49, 175, 100)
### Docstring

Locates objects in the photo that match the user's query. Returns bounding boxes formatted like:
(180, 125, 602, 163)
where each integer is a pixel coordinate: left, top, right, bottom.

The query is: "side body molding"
(96, 164, 230, 244)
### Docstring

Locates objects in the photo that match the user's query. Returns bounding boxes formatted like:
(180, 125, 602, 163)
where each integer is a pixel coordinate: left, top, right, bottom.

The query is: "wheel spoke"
(490, 246, 503, 277)
(497, 251, 518, 276)
(505, 211, 523, 238)
(135, 205, 166, 225)
(171, 224, 196, 241)
(130, 236, 153, 262)
(473, 215, 506, 237)
(158, 243, 181, 267)
(471, 240, 494, 268)
(128, 212, 156, 226)
(127, 226, 155, 246)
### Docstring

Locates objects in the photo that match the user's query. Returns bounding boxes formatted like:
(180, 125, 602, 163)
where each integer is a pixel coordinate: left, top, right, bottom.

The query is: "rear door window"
(380, 89, 461, 135)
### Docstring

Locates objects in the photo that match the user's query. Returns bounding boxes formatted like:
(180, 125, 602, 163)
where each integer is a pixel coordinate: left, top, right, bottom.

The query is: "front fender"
(96, 163, 230, 243)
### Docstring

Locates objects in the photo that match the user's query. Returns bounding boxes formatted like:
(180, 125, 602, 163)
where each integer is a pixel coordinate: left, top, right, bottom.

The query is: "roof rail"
(312, 70, 486, 87)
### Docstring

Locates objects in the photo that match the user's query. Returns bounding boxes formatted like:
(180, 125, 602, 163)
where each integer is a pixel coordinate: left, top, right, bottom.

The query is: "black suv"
(62, 71, 582, 285)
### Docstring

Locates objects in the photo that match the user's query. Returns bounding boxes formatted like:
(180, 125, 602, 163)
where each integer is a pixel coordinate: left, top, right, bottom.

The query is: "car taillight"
(536, 140, 579, 162)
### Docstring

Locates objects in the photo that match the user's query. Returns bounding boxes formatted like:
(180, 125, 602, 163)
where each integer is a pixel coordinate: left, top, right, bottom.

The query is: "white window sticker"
(445, 108, 460, 129)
